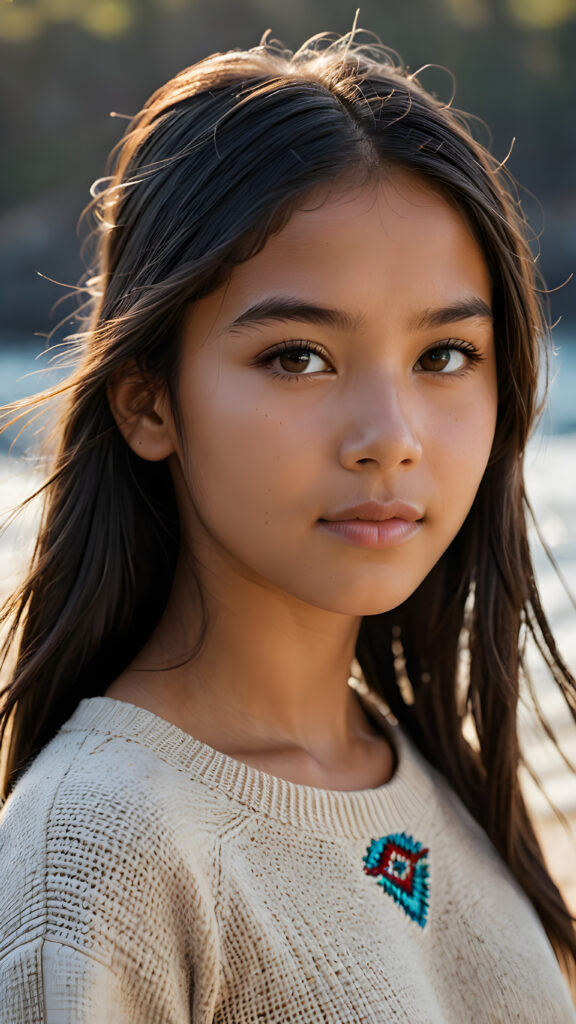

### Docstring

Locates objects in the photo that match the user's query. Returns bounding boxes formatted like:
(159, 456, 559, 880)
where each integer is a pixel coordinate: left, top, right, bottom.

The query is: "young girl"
(0, 28, 575, 1023)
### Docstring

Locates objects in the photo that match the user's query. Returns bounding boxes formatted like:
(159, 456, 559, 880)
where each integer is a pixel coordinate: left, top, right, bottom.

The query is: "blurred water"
(538, 334, 576, 436)
(0, 332, 575, 812)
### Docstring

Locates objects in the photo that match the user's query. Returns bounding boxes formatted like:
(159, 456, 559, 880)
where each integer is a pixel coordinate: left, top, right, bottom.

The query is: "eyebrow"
(226, 294, 493, 335)
(226, 297, 365, 334)
(412, 297, 493, 331)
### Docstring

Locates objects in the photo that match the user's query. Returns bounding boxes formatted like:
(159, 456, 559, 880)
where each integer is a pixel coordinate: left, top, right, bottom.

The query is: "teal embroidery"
(363, 831, 430, 928)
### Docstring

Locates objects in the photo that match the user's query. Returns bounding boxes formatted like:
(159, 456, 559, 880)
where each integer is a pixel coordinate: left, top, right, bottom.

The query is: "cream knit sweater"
(0, 695, 574, 1023)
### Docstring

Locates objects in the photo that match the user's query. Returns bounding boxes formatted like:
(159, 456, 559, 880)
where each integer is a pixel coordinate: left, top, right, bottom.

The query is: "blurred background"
(0, 0, 575, 900)
(1, 0, 576, 334)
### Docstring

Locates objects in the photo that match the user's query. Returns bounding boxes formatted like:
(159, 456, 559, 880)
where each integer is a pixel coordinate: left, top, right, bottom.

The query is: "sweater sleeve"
(0, 735, 220, 1024)
(0, 935, 184, 1024)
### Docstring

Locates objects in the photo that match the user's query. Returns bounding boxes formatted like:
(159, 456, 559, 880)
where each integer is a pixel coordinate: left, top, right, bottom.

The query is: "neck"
(124, 548, 373, 760)
(106, 547, 397, 789)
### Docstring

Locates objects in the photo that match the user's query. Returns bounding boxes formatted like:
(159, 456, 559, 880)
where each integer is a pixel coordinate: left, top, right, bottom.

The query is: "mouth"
(317, 499, 424, 550)
(317, 517, 423, 549)
(320, 499, 424, 524)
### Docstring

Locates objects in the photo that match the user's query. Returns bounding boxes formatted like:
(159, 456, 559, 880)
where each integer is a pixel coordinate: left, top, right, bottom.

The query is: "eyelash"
(255, 338, 485, 382)
(255, 340, 331, 382)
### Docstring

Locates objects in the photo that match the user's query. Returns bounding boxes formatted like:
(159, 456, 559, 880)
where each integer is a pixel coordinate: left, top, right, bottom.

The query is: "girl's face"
(169, 173, 497, 616)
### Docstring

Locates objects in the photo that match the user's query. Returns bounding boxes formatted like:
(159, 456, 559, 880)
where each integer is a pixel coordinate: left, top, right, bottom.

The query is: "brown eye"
(278, 349, 314, 373)
(417, 346, 467, 373)
(269, 344, 331, 375)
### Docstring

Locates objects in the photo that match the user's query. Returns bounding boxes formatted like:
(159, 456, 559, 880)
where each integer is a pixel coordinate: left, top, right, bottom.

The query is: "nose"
(337, 374, 423, 472)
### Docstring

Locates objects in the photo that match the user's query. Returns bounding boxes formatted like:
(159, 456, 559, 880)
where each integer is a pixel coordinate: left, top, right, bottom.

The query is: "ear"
(107, 361, 177, 462)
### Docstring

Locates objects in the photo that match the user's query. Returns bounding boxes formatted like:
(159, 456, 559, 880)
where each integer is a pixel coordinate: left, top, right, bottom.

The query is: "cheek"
(430, 389, 497, 516)
(177, 378, 311, 526)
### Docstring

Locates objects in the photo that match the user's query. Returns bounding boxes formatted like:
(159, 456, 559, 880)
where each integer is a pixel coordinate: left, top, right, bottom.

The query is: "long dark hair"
(1, 30, 575, 983)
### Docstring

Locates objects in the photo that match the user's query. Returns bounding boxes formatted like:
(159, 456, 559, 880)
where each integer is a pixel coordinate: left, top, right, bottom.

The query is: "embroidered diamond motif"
(363, 831, 430, 928)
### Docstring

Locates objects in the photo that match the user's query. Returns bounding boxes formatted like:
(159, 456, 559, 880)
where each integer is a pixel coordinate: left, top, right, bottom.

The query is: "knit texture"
(1, 694, 575, 1023)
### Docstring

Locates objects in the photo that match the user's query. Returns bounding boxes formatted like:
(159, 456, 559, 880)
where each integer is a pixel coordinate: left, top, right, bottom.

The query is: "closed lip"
(319, 500, 424, 523)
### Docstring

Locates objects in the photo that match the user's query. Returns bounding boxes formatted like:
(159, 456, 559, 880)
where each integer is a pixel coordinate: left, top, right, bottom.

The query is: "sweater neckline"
(63, 694, 437, 838)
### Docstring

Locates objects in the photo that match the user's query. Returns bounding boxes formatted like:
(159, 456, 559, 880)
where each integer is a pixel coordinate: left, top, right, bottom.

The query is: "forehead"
(186, 172, 492, 338)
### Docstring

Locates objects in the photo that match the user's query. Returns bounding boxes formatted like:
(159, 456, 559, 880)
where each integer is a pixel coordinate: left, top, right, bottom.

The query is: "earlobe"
(107, 363, 177, 462)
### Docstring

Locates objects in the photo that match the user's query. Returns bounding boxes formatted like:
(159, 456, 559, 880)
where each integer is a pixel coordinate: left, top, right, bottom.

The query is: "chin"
(332, 597, 412, 618)
(295, 582, 420, 618)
